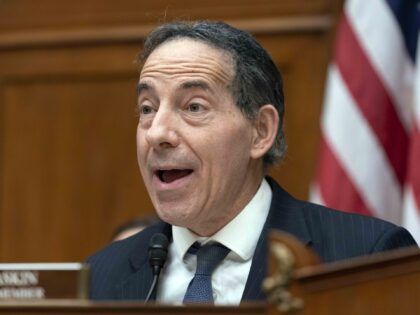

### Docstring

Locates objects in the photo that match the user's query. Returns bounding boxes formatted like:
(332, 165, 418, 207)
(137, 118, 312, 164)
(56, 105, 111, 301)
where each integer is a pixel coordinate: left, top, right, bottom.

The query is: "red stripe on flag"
(316, 136, 373, 216)
(335, 15, 409, 186)
(406, 126, 420, 213)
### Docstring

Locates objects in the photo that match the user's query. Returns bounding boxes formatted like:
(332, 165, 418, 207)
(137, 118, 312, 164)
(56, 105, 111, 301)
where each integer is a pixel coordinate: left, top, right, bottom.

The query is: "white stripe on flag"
(402, 187, 420, 244)
(346, 0, 415, 132)
(402, 31, 420, 240)
(415, 33, 420, 124)
(322, 65, 402, 223)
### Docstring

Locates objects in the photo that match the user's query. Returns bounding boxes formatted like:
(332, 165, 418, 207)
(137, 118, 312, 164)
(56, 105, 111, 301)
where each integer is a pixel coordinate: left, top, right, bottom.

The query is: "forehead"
(140, 38, 235, 87)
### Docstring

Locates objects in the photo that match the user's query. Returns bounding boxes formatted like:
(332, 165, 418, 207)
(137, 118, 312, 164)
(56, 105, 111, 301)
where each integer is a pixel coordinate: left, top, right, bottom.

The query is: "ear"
(250, 104, 279, 160)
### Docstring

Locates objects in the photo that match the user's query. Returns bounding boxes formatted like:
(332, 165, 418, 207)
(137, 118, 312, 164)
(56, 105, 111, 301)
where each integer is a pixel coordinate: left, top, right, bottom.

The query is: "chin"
(155, 207, 192, 227)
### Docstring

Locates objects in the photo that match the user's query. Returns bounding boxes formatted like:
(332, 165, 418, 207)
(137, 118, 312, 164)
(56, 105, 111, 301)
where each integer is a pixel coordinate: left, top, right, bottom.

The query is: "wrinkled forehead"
(140, 38, 235, 87)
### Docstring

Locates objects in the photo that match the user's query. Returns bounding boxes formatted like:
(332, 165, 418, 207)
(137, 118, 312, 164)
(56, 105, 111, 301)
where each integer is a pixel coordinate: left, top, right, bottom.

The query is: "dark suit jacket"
(87, 177, 417, 301)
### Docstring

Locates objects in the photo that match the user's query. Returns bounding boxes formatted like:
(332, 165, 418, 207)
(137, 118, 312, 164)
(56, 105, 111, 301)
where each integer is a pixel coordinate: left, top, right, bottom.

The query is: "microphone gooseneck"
(144, 233, 169, 303)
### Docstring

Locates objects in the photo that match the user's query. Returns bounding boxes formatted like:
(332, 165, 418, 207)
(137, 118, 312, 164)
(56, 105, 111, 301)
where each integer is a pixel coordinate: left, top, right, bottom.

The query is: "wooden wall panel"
(0, 0, 342, 262)
(261, 33, 330, 199)
(0, 76, 155, 261)
(0, 43, 151, 261)
(0, 0, 334, 32)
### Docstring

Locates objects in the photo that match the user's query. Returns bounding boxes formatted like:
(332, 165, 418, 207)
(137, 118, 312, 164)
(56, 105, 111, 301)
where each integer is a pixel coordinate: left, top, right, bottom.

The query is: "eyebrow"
(179, 80, 212, 92)
(137, 82, 153, 95)
(136, 79, 213, 96)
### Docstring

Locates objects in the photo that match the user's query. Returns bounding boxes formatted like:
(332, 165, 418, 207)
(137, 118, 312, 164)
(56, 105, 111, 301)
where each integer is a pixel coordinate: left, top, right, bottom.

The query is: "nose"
(145, 108, 180, 150)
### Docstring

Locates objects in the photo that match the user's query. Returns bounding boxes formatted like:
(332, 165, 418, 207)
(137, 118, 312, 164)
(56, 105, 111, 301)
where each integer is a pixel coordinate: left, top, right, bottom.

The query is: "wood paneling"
(0, 77, 150, 261)
(0, 0, 342, 262)
(0, 43, 148, 261)
(262, 33, 330, 199)
(0, 0, 333, 31)
(0, 16, 332, 49)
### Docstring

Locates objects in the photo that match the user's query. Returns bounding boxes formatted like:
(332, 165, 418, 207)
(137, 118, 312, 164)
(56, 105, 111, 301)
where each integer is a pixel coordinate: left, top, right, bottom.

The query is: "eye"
(138, 104, 155, 116)
(187, 103, 204, 113)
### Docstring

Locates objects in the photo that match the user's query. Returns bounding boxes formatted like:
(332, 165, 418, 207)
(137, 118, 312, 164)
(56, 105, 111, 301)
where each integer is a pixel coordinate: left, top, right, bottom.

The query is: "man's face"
(136, 39, 263, 236)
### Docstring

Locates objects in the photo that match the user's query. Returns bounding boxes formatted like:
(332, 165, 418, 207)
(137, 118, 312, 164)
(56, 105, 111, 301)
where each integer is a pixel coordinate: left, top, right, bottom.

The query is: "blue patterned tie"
(183, 242, 230, 304)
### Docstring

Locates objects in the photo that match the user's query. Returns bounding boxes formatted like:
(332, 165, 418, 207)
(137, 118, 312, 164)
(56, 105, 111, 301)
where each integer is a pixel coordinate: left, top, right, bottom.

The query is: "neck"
(190, 175, 264, 237)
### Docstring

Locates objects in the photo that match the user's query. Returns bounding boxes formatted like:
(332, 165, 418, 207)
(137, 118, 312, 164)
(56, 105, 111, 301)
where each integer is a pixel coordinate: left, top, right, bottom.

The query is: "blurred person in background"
(112, 216, 159, 241)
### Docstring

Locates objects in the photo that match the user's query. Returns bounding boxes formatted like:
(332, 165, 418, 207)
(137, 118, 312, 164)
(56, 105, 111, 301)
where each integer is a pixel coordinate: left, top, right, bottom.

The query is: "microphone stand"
(144, 233, 169, 303)
(145, 265, 161, 303)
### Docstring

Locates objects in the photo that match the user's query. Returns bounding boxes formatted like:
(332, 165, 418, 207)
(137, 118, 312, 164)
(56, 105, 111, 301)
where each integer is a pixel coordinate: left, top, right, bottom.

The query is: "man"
(88, 21, 417, 304)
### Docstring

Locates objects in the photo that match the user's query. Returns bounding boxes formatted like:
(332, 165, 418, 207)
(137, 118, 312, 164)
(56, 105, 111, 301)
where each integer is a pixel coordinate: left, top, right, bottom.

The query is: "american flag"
(311, 0, 420, 243)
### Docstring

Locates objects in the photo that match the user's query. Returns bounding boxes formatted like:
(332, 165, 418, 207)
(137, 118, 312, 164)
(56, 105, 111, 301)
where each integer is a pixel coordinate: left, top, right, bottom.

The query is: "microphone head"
(148, 233, 169, 269)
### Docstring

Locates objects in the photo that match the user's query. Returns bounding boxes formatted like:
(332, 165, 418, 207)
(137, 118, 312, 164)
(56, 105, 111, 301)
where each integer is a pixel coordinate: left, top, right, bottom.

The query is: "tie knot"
(194, 243, 230, 276)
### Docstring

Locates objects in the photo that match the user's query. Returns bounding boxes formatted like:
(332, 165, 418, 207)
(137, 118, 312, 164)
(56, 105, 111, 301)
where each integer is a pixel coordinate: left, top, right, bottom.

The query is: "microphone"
(145, 233, 169, 303)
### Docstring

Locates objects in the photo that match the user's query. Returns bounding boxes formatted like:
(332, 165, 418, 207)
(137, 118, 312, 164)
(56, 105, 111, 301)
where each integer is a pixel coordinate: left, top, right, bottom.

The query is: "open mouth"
(156, 169, 193, 184)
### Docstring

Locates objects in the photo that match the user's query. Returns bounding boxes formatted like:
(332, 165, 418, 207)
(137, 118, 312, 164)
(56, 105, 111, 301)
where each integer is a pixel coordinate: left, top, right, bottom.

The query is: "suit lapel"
(116, 222, 172, 301)
(241, 177, 312, 302)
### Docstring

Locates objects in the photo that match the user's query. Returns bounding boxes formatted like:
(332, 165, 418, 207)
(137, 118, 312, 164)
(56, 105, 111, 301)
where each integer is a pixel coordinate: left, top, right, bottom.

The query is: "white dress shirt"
(156, 178, 272, 305)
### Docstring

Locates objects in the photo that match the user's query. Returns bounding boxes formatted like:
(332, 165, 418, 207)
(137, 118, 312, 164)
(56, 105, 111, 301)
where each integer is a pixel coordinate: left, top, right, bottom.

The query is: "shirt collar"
(172, 178, 272, 262)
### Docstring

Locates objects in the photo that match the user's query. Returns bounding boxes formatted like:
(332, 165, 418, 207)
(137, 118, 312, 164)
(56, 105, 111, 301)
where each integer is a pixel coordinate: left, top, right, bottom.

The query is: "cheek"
(206, 126, 252, 171)
(136, 130, 149, 175)
(136, 128, 147, 156)
(223, 123, 252, 152)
